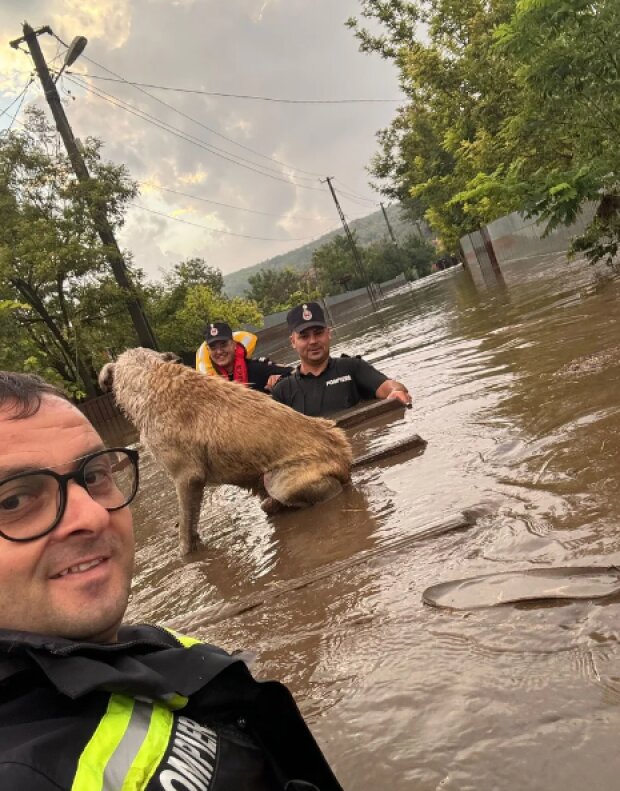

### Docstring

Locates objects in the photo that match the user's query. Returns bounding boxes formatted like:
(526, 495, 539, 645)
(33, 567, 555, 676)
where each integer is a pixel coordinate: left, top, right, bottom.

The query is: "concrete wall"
(484, 203, 597, 265)
(461, 203, 598, 285)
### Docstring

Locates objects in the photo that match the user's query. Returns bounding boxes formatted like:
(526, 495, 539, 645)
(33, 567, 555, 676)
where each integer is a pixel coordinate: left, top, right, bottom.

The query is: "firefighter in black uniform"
(0, 371, 342, 791)
(271, 302, 412, 417)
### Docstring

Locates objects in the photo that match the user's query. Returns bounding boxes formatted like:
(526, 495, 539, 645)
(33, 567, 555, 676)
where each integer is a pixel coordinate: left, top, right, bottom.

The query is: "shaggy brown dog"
(99, 348, 353, 555)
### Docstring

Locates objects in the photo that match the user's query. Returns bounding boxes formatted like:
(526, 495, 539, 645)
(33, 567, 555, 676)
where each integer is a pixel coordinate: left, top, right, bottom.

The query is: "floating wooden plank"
(165, 510, 476, 630)
(333, 398, 408, 429)
(353, 433, 427, 468)
(423, 566, 620, 610)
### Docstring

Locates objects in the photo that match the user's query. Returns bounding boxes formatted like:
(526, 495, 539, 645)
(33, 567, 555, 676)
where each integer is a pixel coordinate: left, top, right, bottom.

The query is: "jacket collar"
(0, 625, 237, 701)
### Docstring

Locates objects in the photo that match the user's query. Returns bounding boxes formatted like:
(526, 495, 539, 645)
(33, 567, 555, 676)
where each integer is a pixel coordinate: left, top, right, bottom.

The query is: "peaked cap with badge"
(286, 302, 328, 334)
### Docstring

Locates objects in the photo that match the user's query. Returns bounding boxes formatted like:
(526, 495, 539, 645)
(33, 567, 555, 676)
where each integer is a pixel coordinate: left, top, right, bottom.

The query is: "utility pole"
(323, 176, 377, 309)
(380, 202, 397, 243)
(11, 23, 159, 350)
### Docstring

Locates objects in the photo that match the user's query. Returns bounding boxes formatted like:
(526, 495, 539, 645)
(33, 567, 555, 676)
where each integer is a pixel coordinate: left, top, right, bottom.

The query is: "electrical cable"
(0, 79, 34, 122)
(52, 33, 326, 181)
(66, 72, 403, 105)
(336, 192, 381, 211)
(128, 202, 335, 242)
(64, 74, 327, 191)
(332, 178, 378, 204)
(139, 181, 333, 221)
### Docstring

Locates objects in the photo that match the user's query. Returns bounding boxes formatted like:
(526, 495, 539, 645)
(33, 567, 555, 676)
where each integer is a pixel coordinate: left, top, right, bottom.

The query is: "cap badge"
(210, 325, 218, 336)
(302, 308, 312, 321)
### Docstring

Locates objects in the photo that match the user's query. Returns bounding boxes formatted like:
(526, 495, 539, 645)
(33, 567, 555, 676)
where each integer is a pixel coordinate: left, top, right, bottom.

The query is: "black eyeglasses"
(0, 448, 139, 543)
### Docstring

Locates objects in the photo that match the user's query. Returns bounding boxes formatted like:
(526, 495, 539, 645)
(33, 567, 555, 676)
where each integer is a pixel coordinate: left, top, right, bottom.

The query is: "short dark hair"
(0, 371, 68, 420)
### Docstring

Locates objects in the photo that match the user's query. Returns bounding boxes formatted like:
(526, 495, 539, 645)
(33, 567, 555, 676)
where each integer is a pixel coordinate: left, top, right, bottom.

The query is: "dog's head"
(98, 349, 182, 393)
(99, 361, 116, 392)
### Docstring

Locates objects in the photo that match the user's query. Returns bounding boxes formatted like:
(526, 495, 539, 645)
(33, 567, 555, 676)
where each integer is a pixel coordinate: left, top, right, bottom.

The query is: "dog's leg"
(264, 469, 343, 509)
(175, 476, 206, 556)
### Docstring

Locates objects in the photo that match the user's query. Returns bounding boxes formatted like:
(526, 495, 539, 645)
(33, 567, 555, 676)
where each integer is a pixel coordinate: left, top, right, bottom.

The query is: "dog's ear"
(160, 351, 182, 364)
(98, 362, 116, 392)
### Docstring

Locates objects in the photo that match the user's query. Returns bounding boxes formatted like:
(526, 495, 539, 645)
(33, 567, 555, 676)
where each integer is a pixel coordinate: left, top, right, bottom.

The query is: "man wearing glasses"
(0, 371, 342, 791)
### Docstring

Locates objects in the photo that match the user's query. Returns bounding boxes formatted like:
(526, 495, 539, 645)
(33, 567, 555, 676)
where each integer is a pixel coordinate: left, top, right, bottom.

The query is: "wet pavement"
(126, 253, 620, 790)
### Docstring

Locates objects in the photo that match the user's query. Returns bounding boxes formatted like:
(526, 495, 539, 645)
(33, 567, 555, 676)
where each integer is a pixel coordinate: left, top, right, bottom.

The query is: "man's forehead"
(0, 396, 101, 468)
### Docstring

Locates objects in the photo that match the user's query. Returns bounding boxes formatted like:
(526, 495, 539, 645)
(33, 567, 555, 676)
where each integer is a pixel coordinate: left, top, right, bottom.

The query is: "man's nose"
(51, 480, 110, 541)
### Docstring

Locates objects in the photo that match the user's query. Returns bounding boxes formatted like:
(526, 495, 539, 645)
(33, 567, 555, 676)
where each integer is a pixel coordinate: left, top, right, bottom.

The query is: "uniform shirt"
(271, 356, 388, 417)
(224, 358, 293, 393)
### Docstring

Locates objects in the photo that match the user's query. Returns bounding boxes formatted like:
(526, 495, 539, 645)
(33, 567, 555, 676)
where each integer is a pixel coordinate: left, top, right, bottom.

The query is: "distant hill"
(223, 204, 428, 297)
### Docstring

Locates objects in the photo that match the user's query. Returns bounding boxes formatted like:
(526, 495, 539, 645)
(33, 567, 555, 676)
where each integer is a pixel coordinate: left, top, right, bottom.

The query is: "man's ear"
(289, 333, 296, 349)
(160, 351, 182, 364)
(98, 362, 116, 392)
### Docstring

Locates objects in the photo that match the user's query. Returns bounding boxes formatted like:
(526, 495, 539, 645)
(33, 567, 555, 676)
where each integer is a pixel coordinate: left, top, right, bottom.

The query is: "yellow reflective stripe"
(120, 702, 174, 791)
(72, 696, 176, 791)
(163, 627, 202, 648)
(163, 693, 189, 711)
(71, 694, 135, 791)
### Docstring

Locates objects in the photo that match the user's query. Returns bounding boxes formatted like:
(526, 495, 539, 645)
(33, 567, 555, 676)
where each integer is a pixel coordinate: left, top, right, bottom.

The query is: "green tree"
(0, 109, 140, 398)
(149, 257, 226, 347)
(246, 267, 305, 313)
(350, 0, 620, 264)
(163, 285, 262, 352)
(489, 0, 620, 265)
(311, 234, 367, 294)
(365, 234, 436, 281)
(348, 0, 519, 251)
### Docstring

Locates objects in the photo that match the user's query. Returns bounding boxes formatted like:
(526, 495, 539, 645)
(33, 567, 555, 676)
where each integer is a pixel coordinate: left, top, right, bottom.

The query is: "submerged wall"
(461, 203, 598, 286)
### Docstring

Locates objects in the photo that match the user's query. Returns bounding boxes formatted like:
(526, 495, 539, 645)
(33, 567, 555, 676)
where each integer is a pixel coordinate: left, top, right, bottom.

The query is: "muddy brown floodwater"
(125, 253, 620, 790)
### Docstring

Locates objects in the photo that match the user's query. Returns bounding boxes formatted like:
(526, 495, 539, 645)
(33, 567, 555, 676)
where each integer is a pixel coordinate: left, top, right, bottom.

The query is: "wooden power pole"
(323, 176, 377, 309)
(380, 202, 397, 243)
(11, 23, 159, 350)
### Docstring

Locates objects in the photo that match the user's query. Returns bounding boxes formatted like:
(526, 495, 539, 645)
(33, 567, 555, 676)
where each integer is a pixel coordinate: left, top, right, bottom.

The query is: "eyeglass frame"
(0, 447, 140, 543)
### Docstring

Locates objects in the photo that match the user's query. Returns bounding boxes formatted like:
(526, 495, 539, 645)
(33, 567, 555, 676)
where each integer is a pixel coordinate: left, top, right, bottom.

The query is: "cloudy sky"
(0, 1, 404, 280)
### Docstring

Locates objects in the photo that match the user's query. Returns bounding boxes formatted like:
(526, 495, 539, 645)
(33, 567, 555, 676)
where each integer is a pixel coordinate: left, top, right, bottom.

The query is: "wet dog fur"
(99, 348, 353, 555)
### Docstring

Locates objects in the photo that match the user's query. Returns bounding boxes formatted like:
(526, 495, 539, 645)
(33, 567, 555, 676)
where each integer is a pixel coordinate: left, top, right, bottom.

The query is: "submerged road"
(127, 253, 620, 790)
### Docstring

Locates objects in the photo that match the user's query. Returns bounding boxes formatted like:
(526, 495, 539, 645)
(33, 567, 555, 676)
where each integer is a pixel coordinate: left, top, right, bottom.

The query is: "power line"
(139, 181, 333, 221)
(5, 82, 32, 132)
(0, 79, 34, 123)
(129, 202, 331, 242)
(64, 73, 327, 191)
(66, 72, 403, 105)
(332, 178, 378, 205)
(64, 73, 311, 182)
(336, 191, 380, 211)
(52, 33, 326, 181)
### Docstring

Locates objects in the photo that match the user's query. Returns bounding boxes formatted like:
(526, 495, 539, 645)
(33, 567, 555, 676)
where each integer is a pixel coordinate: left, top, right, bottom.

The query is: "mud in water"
(126, 254, 620, 790)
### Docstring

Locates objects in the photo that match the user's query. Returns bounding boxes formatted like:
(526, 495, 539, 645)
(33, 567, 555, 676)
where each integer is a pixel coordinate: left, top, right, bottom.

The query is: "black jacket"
(0, 625, 343, 791)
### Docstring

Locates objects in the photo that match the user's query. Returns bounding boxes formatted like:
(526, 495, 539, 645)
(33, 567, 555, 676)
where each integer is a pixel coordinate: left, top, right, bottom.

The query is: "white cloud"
(52, 0, 133, 49)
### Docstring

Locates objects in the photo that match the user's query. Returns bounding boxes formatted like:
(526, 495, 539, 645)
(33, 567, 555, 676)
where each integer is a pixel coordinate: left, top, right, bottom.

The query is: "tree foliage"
(348, 0, 620, 265)
(0, 109, 139, 398)
(0, 115, 262, 396)
(246, 267, 313, 314)
(311, 231, 436, 293)
(348, 0, 519, 250)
